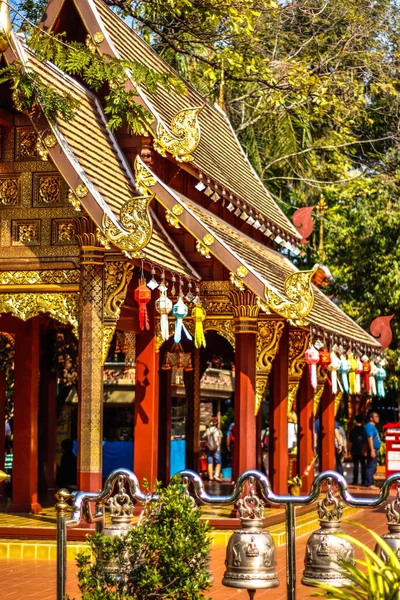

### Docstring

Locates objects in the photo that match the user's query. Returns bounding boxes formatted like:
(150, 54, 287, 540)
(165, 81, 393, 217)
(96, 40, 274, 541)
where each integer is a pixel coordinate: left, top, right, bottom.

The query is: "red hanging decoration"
(134, 278, 151, 330)
(319, 347, 332, 385)
(361, 357, 371, 393)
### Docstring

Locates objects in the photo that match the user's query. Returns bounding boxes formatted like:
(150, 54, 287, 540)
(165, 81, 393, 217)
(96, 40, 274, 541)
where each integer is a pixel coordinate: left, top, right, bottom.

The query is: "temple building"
(0, 0, 381, 513)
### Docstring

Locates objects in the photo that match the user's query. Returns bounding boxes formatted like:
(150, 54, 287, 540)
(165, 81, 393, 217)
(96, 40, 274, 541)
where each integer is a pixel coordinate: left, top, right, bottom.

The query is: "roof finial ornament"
(264, 269, 316, 326)
(0, 0, 12, 53)
(153, 105, 204, 163)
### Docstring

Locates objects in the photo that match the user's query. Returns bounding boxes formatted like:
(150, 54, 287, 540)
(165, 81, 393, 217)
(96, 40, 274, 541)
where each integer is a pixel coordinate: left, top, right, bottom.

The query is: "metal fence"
(56, 469, 400, 600)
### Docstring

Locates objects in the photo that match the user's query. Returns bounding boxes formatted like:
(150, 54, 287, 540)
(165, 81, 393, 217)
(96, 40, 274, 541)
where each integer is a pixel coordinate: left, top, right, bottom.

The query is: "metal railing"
(56, 469, 400, 600)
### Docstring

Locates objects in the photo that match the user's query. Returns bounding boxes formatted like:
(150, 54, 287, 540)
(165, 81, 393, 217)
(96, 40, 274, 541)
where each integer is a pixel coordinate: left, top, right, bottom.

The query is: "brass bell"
(98, 475, 135, 577)
(302, 480, 355, 587)
(222, 479, 279, 597)
(376, 484, 400, 561)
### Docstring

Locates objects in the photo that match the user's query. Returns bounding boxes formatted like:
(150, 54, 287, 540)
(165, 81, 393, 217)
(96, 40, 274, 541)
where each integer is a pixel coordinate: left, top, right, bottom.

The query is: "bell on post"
(222, 477, 279, 598)
(302, 479, 355, 587)
(98, 475, 135, 578)
(376, 482, 400, 561)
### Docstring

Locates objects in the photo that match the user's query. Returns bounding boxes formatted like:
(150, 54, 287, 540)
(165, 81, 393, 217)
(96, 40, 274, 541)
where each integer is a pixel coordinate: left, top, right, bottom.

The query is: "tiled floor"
(0, 505, 390, 600)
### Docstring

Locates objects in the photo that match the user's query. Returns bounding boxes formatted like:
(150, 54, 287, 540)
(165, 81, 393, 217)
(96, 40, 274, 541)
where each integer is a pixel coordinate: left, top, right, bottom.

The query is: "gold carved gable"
(288, 328, 310, 380)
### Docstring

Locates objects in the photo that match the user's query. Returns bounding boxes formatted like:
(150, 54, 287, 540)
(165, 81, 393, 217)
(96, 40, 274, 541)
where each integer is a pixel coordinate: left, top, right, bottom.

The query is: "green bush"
(72, 479, 212, 600)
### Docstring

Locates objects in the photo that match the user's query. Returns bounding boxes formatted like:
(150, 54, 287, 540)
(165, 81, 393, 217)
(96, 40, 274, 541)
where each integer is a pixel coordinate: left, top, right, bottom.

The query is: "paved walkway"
(0, 504, 390, 600)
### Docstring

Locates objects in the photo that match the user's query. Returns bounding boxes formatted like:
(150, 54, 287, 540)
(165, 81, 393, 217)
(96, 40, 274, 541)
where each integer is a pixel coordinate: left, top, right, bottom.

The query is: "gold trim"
(0, 284, 79, 292)
(288, 382, 300, 416)
(0, 292, 79, 337)
(203, 233, 214, 246)
(0, 269, 79, 286)
(93, 31, 105, 44)
(236, 265, 248, 278)
(313, 383, 326, 417)
(43, 134, 57, 148)
(75, 184, 88, 198)
(255, 319, 285, 415)
(172, 204, 184, 216)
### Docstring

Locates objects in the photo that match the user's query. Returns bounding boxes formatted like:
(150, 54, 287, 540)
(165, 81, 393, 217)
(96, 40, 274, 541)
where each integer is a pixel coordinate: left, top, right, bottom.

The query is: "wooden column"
(40, 368, 58, 492)
(158, 365, 172, 483)
(185, 348, 200, 472)
(9, 317, 41, 513)
(77, 218, 105, 492)
(320, 383, 335, 471)
(297, 366, 315, 492)
(269, 323, 289, 495)
(134, 314, 159, 489)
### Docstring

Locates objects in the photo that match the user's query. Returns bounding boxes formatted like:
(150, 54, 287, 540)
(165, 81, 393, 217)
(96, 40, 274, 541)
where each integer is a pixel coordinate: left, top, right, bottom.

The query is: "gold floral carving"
(288, 382, 300, 416)
(203, 233, 214, 246)
(236, 266, 248, 278)
(255, 319, 285, 415)
(313, 383, 326, 417)
(255, 376, 268, 416)
(0, 270, 79, 285)
(16, 128, 38, 159)
(153, 106, 203, 162)
(0, 177, 19, 206)
(229, 272, 245, 290)
(102, 262, 134, 364)
(67, 189, 81, 211)
(100, 157, 154, 254)
(265, 269, 316, 326)
(0, 292, 79, 337)
(39, 176, 60, 204)
(201, 280, 233, 293)
(203, 318, 235, 348)
(288, 328, 310, 380)
(172, 204, 184, 217)
(229, 289, 260, 319)
(43, 134, 57, 148)
(75, 184, 88, 198)
(56, 222, 76, 243)
(12, 220, 40, 246)
(334, 391, 343, 416)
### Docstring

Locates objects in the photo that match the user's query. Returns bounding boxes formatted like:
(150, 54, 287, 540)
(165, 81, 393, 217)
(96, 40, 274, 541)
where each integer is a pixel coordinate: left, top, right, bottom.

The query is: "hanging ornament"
(172, 297, 192, 343)
(376, 364, 387, 397)
(348, 354, 358, 395)
(171, 273, 176, 297)
(185, 280, 195, 303)
(319, 347, 331, 385)
(355, 358, 363, 394)
(328, 351, 340, 394)
(305, 346, 320, 389)
(155, 283, 172, 342)
(339, 355, 350, 394)
(147, 267, 159, 290)
(134, 278, 151, 330)
(369, 361, 378, 396)
(192, 303, 206, 348)
(361, 355, 371, 393)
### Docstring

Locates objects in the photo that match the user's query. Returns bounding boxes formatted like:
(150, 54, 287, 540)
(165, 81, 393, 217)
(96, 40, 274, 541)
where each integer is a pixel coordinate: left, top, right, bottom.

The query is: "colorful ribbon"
(376, 365, 386, 397)
(155, 283, 172, 342)
(192, 304, 206, 349)
(328, 351, 341, 394)
(339, 355, 350, 394)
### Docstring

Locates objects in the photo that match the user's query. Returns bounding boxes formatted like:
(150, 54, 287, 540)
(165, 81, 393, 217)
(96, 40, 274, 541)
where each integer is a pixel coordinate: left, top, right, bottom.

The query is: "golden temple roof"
(8, 37, 198, 279)
(45, 0, 301, 243)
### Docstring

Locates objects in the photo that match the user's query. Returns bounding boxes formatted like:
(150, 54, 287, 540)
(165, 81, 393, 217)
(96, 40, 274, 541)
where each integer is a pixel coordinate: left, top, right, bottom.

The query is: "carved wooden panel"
(11, 219, 41, 246)
(15, 127, 39, 161)
(33, 173, 67, 207)
(0, 175, 21, 207)
(51, 219, 77, 245)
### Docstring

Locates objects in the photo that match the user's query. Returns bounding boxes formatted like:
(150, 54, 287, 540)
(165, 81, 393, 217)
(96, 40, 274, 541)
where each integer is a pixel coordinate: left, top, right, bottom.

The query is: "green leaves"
(71, 479, 212, 600)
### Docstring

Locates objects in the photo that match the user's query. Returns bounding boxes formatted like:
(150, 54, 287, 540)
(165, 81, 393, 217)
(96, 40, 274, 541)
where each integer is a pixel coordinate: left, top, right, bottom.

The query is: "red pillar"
(40, 369, 58, 492)
(233, 327, 257, 478)
(0, 370, 6, 500)
(134, 324, 159, 489)
(9, 317, 41, 513)
(320, 384, 335, 472)
(297, 366, 314, 492)
(269, 324, 289, 495)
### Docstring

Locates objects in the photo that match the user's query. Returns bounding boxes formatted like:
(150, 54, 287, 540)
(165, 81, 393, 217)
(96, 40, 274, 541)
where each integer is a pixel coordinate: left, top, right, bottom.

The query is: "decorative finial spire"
(0, 0, 12, 53)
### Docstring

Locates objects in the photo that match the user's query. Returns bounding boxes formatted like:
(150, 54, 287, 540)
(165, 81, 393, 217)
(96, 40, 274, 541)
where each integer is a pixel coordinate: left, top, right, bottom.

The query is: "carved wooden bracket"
(255, 319, 285, 415)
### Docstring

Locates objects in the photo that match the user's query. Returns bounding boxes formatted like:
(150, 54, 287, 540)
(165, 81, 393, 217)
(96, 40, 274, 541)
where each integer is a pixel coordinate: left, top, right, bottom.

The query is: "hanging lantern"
(305, 346, 320, 389)
(192, 303, 206, 349)
(172, 297, 193, 343)
(376, 364, 387, 397)
(339, 355, 350, 394)
(223, 481, 279, 592)
(302, 481, 355, 588)
(369, 361, 378, 396)
(348, 354, 358, 395)
(155, 283, 172, 342)
(355, 358, 363, 394)
(361, 355, 371, 393)
(134, 278, 151, 330)
(328, 351, 340, 394)
(162, 343, 193, 372)
(319, 348, 331, 384)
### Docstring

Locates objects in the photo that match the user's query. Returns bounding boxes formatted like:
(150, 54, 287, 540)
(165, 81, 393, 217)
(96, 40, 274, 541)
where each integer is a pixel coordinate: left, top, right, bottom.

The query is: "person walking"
(203, 417, 222, 482)
(364, 411, 381, 490)
(349, 414, 366, 486)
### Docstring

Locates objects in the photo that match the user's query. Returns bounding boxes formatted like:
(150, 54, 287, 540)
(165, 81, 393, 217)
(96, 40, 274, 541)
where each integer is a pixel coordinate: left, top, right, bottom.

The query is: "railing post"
(56, 489, 71, 600)
(286, 503, 296, 600)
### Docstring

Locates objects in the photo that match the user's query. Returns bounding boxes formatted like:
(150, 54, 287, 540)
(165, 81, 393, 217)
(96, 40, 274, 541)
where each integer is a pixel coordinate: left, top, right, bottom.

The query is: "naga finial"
(264, 269, 316, 326)
(153, 105, 204, 162)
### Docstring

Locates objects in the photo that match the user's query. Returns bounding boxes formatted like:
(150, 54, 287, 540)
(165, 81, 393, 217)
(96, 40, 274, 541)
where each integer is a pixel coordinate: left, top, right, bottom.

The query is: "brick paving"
(0, 505, 390, 600)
